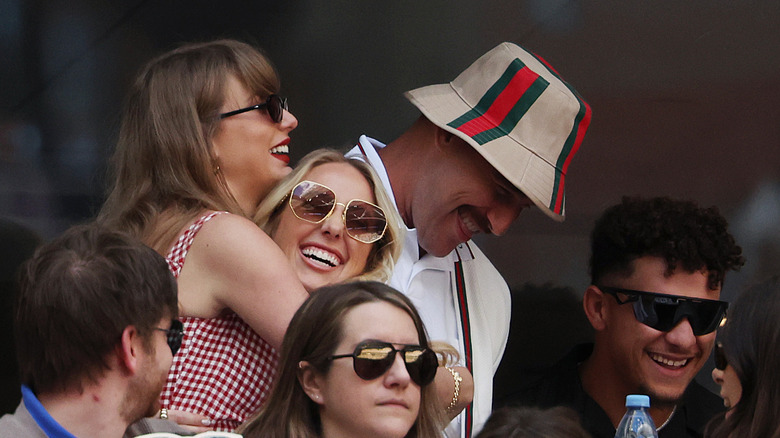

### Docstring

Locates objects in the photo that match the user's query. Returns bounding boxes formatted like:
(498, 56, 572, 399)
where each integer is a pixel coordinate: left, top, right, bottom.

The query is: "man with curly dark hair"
(498, 196, 744, 438)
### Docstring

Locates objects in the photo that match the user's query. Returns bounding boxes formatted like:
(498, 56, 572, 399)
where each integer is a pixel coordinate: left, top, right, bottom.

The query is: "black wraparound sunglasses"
(329, 340, 438, 387)
(600, 286, 728, 336)
(155, 319, 184, 355)
(219, 94, 288, 123)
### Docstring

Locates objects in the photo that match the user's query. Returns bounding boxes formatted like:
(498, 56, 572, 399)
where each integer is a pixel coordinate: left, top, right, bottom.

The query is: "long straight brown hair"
(99, 39, 279, 253)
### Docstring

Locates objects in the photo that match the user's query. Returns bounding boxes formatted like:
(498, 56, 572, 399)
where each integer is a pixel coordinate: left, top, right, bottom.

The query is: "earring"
(214, 165, 221, 175)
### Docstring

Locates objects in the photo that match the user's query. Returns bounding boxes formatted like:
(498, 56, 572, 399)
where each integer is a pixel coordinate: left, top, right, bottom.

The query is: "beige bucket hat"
(405, 42, 592, 221)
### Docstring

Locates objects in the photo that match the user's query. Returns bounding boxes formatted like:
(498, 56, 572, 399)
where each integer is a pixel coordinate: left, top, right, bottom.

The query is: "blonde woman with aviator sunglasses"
(254, 148, 403, 291)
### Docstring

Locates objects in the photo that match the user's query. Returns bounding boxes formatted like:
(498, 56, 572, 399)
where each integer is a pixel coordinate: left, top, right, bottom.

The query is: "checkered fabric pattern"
(160, 212, 279, 431)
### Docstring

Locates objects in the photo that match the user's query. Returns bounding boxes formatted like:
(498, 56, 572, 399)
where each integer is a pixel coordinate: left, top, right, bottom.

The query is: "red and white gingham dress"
(159, 211, 279, 431)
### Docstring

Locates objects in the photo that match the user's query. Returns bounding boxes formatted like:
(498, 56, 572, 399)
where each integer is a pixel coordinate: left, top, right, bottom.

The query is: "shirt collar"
(22, 385, 78, 438)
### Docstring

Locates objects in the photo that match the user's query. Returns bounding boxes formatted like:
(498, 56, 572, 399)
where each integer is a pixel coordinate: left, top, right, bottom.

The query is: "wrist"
(445, 366, 462, 412)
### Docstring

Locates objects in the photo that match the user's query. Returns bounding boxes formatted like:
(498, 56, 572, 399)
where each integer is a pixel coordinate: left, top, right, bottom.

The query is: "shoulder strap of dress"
(165, 211, 226, 277)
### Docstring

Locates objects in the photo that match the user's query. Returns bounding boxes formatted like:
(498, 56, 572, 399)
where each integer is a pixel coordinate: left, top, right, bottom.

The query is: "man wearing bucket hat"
(347, 42, 591, 437)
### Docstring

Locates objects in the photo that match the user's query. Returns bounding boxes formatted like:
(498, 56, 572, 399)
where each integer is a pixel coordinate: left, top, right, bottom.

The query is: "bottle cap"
(625, 394, 650, 408)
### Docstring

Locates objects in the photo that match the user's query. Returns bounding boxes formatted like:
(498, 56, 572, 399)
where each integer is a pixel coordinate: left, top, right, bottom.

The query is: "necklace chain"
(657, 405, 677, 431)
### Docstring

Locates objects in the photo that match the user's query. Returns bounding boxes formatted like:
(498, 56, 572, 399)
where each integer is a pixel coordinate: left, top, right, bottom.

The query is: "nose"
(487, 203, 522, 236)
(664, 317, 698, 349)
(281, 108, 298, 131)
(320, 203, 345, 238)
(383, 351, 412, 387)
(712, 367, 724, 385)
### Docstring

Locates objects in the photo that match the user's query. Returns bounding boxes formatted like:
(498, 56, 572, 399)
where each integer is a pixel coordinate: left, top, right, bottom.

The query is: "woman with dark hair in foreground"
(239, 281, 445, 438)
(706, 276, 780, 438)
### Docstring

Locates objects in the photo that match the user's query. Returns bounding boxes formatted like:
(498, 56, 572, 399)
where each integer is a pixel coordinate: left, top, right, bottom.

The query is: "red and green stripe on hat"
(446, 55, 591, 215)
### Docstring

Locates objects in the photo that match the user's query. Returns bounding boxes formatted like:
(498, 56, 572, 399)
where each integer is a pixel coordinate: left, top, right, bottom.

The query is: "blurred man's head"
(15, 223, 179, 419)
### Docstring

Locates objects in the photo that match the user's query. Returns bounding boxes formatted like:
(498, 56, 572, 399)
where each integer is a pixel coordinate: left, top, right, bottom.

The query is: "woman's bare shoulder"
(195, 212, 277, 250)
(178, 211, 306, 347)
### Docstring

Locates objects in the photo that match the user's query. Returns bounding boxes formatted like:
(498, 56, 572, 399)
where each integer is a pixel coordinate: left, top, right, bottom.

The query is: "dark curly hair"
(589, 196, 744, 290)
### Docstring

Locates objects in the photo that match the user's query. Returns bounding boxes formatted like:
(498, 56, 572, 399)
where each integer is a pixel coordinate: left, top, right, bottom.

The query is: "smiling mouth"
(302, 246, 340, 267)
(270, 144, 289, 155)
(649, 353, 689, 368)
(458, 208, 481, 235)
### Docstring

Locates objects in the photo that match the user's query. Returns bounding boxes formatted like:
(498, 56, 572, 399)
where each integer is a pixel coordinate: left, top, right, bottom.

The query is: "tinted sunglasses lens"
(345, 201, 387, 243)
(634, 295, 676, 331)
(714, 342, 727, 370)
(403, 347, 438, 386)
(290, 182, 335, 223)
(691, 301, 727, 335)
(634, 295, 725, 335)
(168, 320, 184, 355)
(353, 343, 396, 380)
(267, 95, 285, 123)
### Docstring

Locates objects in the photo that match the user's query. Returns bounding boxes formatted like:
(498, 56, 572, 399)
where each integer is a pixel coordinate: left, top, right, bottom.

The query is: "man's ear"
(116, 325, 141, 376)
(297, 360, 324, 405)
(583, 285, 608, 331)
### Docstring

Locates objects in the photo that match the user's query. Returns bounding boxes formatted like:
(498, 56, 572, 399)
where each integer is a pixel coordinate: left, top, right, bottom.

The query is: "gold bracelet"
(445, 367, 462, 412)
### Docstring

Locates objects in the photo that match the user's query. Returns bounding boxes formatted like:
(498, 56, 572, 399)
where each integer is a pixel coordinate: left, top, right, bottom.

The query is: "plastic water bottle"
(614, 394, 659, 438)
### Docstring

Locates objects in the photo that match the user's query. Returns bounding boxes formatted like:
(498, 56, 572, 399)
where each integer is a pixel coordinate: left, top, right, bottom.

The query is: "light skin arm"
(164, 214, 309, 429)
(176, 213, 309, 349)
(434, 366, 474, 420)
(160, 410, 214, 434)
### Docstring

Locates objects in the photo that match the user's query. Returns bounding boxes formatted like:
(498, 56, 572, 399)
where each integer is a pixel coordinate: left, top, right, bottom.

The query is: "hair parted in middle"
(589, 196, 744, 289)
(253, 148, 403, 284)
(238, 280, 444, 438)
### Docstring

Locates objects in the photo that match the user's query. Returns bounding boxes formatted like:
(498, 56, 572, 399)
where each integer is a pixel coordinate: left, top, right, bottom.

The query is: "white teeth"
(459, 210, 480, 234)
(270, 145, 289, 155)
(302, 247, 340, 267)
(650, 353, 688, 367)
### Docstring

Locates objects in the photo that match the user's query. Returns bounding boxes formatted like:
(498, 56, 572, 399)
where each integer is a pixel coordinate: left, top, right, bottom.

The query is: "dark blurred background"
(2, 0, 779, 407)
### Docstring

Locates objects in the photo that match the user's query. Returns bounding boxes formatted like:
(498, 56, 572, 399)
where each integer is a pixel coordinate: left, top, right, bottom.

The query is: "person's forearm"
(433, 366, 474, 420)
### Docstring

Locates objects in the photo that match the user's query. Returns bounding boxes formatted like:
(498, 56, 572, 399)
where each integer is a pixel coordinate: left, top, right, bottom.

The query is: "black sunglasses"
(219, 94, 288, 123)
(155, 319, 184, 356)
(714, 341, 728, 371)
(600, 286, 728, 336)
(329, 340, 438, 387)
